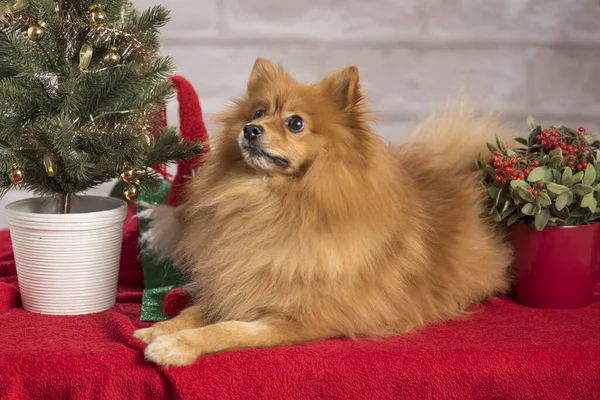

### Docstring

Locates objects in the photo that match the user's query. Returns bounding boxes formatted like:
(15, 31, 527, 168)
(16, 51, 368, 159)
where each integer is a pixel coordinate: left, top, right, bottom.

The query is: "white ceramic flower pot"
(5, 195, 128, 315)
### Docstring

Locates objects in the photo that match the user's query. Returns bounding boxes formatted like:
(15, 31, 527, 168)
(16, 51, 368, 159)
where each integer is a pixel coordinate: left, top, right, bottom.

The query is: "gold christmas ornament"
(123, 183, 140, 200)
(141, 132, 155, 152)
(103, 46, 121, 67)
(120, 161, 137, 182)
(43, 153, 56, 177)
(8, 163, 23, 184)
(27, 20, 46, 41)
(79, 44, 93, 70)
(89, 4, 107, 27)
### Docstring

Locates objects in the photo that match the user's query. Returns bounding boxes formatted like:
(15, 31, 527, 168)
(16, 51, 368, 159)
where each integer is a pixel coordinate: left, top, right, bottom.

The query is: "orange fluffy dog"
(134, 58, 512, 366)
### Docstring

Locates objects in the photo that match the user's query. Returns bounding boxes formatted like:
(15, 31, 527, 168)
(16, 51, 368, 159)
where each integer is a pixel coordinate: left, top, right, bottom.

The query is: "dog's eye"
(253, 109, 266, 120)
(285, 115, 305, 134)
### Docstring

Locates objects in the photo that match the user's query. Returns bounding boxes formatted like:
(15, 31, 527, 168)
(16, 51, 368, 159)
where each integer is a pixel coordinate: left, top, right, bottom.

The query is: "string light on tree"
(79, 43, 93, 70)
(43, 153, 56, 177)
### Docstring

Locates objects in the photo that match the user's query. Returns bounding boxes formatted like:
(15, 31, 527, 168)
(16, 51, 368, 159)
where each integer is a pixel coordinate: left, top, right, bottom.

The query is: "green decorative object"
(137, 179, 187, 321)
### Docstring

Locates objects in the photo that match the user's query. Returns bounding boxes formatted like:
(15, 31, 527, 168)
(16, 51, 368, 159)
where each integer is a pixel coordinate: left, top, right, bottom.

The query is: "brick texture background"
(1, 0, 598, 226)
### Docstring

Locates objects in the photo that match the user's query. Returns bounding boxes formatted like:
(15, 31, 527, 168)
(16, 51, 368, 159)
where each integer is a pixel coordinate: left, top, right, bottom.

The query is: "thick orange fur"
(134, 58, 513, 366)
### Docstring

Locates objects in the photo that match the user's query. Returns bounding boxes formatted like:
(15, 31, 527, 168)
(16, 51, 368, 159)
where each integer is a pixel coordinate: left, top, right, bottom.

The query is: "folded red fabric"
(0, 210, 598, 400)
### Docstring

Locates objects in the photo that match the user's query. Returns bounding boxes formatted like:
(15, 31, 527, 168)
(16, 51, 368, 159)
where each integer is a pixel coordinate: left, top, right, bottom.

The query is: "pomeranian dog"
(134, 58, 513, 366)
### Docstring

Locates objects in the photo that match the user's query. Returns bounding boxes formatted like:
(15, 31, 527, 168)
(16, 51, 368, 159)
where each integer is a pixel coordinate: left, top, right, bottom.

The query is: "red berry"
(583, 141, 589, 146)
(495, 150, 501, 156)
(528, 188, 534, 193)
(577, 131, 582, 136)
(502, 178, 508, 184)
(569, 155, 575, 161)
(550, 137, 556, 143)
(493, 156, 500, 162)
(537, 182, 544, 189)
(551, 130, 558, 137)
(496, 176, 503, 182)
(581, 147, 587, 152)
(577, 164, 583, 170)
(578, 126, 585, 132)
(542, 129, 548, 137)
(532, 190, 538, 196)
(573, 146, 578, 152)
(518, 172, 525, 180)
(582, 162, 588, 168)
(533, 160, 540, 167)
(567, 146, 573, 153)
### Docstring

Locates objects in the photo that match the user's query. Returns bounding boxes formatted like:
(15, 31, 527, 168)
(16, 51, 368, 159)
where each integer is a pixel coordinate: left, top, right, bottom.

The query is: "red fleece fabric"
(0, 207, 599, 399)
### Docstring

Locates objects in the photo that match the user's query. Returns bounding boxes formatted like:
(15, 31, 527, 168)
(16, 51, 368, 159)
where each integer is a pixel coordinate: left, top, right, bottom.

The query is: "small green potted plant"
(478, 117, 600, 309)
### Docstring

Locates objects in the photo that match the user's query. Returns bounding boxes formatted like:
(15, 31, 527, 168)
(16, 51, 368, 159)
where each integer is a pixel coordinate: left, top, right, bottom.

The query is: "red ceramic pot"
(510, 223, 600, 309)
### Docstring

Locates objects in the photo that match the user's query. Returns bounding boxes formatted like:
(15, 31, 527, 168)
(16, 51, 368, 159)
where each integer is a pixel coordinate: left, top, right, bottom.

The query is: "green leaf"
(517, 187, 536, 202)
(544, 168, 555, 182)
(546, 183, 570, 195)
(487, 186, 500, 199)
(528, 125, 542, 147)
(494, 186, 503, 207)
(571, 184, 593, 197)
(485, 165, 496, 179)
(583, 163, 596, 186)
(572, 171, 584, 184)
(581, 193, 597, 213)
(595, 183, 600, 192)
(549, 148, 563, 157)
(521, 203, 536, 216)
(555, 192, 571, 211)
(486, 142, 498, 154)
(507, 212, 523, 227)
(548, 155, 563, 168)
(514, 137, 528, 146)
(491, 208, 502, 222)
(500, 202, 517, 219)
(534, 208, 550, 231)
(561, 168, 573, 186)
(527, 167, 548, 182)
(496, 136, 505, 154)
(536, 192, 552, 206)
(510, 179, 531, 192)
(527, 116, 538, 132)
(506, 149, 517, 157)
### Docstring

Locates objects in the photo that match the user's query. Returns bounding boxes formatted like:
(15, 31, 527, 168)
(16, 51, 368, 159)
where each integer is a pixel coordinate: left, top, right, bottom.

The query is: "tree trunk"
(58, 193, 71, 214)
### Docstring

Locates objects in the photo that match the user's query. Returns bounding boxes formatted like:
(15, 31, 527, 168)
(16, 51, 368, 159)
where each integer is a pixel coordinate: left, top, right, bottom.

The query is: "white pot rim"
(5, 195, 127, 220)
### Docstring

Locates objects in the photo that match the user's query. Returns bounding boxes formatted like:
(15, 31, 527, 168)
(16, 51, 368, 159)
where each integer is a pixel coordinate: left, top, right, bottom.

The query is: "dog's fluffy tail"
(406, 102, 516, 173)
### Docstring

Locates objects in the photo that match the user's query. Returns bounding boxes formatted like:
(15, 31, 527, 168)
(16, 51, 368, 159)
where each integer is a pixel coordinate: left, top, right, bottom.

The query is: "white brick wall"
(1, 0, 599, 227)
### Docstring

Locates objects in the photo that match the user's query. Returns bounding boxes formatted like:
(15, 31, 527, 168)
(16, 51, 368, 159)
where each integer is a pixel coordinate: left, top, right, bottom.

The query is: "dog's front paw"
(144, 333, 199, 367)
(133, 326, 165, 344)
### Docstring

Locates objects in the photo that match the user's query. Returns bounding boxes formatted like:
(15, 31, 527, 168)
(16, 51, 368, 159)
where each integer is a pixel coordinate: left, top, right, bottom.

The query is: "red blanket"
(0, 204, 599, 400)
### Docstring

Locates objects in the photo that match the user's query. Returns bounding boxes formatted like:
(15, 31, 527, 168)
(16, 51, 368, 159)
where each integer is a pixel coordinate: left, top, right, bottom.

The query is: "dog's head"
(220, 58, 369, 176)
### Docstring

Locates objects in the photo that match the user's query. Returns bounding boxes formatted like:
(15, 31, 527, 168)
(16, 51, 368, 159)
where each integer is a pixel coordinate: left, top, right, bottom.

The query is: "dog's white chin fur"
(137, 201, 181, 261)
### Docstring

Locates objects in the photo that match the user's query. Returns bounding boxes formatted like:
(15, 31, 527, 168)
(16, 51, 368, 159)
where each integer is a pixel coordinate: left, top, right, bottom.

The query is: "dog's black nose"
(243, 124, 264, 141)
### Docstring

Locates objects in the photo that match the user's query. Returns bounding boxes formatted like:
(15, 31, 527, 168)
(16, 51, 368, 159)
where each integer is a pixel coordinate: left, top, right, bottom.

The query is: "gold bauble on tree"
(27, 20, 46, 41)
(123, 177, 141, 201)
(89, 4, 107, 27)
(120, 161, 137, 182)
(103, 46, 121, 67)
(8, 163, 24, 184)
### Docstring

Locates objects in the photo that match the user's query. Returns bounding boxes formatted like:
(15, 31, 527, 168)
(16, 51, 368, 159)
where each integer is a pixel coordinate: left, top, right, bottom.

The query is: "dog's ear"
(321, 66, 361, 111)
(248, 58, 278, 91)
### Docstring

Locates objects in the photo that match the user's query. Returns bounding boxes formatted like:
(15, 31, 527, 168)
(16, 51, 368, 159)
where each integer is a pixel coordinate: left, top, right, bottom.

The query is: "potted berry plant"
(478, 117, 600, 309)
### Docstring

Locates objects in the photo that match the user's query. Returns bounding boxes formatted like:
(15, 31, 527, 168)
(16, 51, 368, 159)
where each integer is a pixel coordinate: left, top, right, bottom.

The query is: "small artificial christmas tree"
(0, 0, 202, 213)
